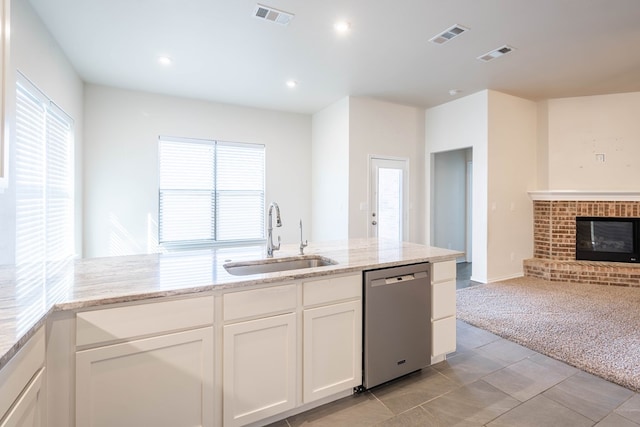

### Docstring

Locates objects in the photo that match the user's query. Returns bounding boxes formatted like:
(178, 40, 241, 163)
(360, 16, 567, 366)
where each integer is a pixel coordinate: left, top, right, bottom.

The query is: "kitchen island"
(0, 238, 461, 427)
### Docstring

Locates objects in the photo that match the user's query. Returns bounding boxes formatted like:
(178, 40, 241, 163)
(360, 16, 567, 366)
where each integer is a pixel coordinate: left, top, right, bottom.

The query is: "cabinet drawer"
(431, 280, 456, 320)
(0, 328, 45, 418)
(432, 316, 456, 357)
(432, 260, 456, 283)
(303, 274, 361, 307)
(77, 296, 214, 347)
(224, 284, 296, 322)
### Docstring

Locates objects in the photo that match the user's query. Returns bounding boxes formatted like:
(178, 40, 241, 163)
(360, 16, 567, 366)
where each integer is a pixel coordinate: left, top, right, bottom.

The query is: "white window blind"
(158, 136, 265, 248)
(15, 72, 74, 319)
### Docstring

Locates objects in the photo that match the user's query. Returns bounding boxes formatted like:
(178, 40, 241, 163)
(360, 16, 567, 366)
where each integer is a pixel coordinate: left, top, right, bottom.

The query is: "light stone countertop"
(0, 238, 462, 370)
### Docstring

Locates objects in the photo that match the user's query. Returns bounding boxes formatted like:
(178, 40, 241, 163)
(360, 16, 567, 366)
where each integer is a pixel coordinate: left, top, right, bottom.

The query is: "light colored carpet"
(456, 276, 640, 391)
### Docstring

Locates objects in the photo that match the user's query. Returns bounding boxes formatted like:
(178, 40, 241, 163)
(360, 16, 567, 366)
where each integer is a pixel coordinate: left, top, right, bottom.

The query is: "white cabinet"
(222, 285, 297, 427)
(0, 329, 45, 427)
(223, 313, 297, 426)
(302, 274, 362, 403)
(75, 296, 214, 427)
(431, 261, 457, 360)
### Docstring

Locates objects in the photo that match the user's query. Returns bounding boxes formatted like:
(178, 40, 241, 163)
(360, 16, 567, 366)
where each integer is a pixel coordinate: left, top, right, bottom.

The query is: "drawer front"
(432, 316, 456, 357)
(77, 296, 214, 347)
(431, 280, 456, 320)
(0, 328, 45, 418)
(224, 284, 297, 322)
(432, 260, 456, 283)
(303, 274, 361, 307)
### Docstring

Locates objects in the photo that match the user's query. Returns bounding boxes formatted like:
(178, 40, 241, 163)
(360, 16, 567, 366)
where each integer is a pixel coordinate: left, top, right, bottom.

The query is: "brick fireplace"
(524, 192, 640, 287)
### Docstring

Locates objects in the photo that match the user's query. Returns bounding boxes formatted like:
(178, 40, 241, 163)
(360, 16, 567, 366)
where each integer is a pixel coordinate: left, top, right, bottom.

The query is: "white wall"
(348, 97, 425, 243)
(487, 91, 537, 281)
(0, 0, 83, 265)
(544, 91, 640, 190)
(425, 91, 489, 282)
(83, 84, 311, 258)
(311, 97, 350, 241)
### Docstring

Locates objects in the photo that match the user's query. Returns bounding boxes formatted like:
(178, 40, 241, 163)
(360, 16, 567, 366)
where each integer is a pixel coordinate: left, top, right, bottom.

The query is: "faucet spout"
(267, 202, 282, 258)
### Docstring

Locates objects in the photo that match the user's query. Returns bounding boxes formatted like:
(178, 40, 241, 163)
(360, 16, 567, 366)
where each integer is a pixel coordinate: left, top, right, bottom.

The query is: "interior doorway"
(432, 148, 472, 263)
(368, 157, 409, 240)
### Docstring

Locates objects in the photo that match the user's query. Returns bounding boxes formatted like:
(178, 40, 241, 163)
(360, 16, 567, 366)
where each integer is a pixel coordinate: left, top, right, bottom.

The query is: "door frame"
(368, 155, 410, 240)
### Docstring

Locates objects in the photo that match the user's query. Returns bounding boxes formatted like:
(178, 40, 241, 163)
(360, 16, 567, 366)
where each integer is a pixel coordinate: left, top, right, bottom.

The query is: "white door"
(369, 157, 408, 240)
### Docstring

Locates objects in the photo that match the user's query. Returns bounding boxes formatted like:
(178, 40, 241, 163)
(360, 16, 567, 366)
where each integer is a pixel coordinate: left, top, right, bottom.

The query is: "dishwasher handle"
(370, 271, 428, 287)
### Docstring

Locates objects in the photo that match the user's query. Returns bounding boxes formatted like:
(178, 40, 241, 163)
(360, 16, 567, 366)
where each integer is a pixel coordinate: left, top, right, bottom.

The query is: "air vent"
(477, 45, 515, 62)
(253, 4, 294, 25)
(429, 24, 469, 44)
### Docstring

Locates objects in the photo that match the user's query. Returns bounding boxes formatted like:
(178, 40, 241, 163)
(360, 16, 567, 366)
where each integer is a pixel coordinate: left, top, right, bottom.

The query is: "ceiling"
(28, 0, 640, 114)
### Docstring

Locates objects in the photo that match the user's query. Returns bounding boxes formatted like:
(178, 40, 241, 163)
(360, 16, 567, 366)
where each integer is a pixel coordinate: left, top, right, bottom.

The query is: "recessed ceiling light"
(158, 56, 173, 66)
(286, 80, 298, 88)
(334, 21, 351, 34)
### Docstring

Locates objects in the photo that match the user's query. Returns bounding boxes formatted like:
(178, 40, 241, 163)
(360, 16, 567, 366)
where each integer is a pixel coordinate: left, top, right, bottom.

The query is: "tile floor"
(267, 263, 640, 426)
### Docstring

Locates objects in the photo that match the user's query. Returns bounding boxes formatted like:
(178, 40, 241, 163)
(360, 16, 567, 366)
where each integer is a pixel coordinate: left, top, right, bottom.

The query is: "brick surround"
(524, 200, 640, 287)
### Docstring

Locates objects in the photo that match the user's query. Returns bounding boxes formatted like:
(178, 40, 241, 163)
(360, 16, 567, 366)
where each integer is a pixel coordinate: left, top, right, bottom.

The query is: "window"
(15, 72, 74, 327)
(158, 136, 265, 248)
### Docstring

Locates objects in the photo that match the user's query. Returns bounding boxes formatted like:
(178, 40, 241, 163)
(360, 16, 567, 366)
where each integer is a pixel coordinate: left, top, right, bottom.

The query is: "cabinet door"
(223, 313, 296, 427)
(303, 300, 362, 403)
(0, 369, 45, 427)
(76, 327, 214, 427)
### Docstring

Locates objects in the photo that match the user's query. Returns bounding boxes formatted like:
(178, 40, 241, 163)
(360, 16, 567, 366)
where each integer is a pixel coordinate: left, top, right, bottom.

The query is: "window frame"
(157, 135, 266, 251)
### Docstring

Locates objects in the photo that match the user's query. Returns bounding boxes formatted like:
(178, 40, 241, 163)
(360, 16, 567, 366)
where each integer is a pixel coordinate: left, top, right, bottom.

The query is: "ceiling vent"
(253, 4, 294, 25)
(429, 24, 469, 44)
(477, 45, 515, 62)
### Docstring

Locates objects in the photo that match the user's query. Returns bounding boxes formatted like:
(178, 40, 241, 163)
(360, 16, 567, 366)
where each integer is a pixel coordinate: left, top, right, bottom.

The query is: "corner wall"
(0, 0, 83, 265)
(425, 91, 489, 282)
(311, 98, 349, 241)
(487, 91, 537, 281)
(348, 97, 425, 243)
(83, 84, 311, 258)
(544, 92, 640, 190)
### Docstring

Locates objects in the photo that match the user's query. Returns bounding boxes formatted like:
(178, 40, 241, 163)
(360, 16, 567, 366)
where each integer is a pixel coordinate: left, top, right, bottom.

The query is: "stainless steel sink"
(224, 255, 337, 276)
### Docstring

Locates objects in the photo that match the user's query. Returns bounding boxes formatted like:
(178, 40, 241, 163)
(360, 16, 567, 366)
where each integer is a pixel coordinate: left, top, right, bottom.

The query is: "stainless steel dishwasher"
(362, 262, 431, 389)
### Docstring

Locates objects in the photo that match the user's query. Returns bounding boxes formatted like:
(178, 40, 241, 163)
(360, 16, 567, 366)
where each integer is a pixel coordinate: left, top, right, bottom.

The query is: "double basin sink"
(224, 255, 337, 276)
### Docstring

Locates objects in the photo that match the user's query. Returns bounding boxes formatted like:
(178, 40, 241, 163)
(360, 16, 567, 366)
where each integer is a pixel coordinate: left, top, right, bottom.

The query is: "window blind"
(15, 72, 74, 323)
(158, 137, 265, 248)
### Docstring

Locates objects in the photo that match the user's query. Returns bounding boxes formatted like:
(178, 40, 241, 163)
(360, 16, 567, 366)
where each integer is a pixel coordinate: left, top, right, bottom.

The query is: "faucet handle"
(275, 235, 281, 250)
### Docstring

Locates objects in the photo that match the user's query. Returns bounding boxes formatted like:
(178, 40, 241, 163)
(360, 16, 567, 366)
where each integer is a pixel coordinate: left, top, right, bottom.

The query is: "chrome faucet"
(266, 202, 282, 258)
(299, 219, 308, 255)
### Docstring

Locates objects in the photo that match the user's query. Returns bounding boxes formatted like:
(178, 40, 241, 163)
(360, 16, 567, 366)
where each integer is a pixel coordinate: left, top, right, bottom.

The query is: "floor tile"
(374, 406, 438, 427)
(595, 413, 640, 427)
(371, 367, 461, 415)
(475, 338, 536, 365)
(615, 394, 640, 424)
(432, 349, 506, 385)
(486, 395, 594, 427)
(454, 322, 501, 351)
(286, 392, 393, 427)
(543, 371, 634, 421)
(482, 357, 575, 401)
(420, 380, 520, 426)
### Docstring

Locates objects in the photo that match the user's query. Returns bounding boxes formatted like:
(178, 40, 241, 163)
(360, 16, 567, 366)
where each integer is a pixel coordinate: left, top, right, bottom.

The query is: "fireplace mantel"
(528, 191, 640, 201)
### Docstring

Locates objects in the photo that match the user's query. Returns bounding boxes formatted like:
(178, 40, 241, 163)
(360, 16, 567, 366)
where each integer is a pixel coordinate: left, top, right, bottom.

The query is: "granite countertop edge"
(0, 239, 462, 370)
